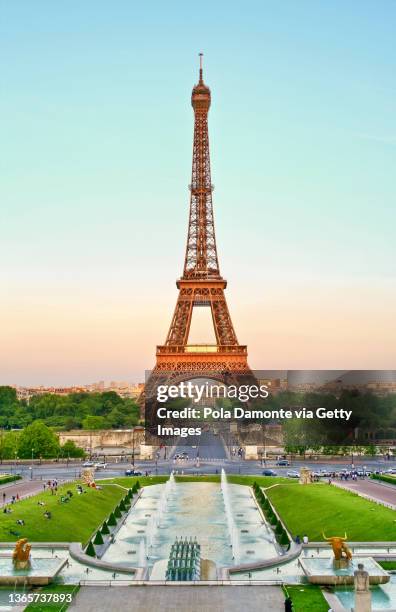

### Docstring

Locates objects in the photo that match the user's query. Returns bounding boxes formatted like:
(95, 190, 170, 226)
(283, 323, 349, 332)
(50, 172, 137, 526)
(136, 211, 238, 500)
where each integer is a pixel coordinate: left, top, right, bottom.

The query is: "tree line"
(0, 387, 140, 431)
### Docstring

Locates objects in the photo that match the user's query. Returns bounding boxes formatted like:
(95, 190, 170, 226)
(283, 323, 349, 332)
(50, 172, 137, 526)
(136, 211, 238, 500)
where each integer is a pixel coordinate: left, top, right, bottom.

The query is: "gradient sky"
(1, 1, 395, 385)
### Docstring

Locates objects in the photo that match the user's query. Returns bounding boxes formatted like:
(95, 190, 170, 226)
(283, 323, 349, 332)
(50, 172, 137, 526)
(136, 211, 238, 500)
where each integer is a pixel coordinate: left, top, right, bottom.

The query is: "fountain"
(147, 474, 176, 546)
(138, 539, 147, 567)
(0, 540, 67, 586)
(221, 469, 240, 564)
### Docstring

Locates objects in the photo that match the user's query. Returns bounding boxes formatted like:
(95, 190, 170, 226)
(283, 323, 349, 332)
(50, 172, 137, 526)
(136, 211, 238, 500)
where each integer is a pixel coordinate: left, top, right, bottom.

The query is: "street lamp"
(31, 448, 34, 464)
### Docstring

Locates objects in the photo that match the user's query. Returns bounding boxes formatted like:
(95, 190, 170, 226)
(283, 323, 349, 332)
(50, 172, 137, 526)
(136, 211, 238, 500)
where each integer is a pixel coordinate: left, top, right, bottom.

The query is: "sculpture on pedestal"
(354, 562, 372, 612)
(299, 467, 313, 484)
(12, 538, 31, 570)
(322, 532, 352, 568)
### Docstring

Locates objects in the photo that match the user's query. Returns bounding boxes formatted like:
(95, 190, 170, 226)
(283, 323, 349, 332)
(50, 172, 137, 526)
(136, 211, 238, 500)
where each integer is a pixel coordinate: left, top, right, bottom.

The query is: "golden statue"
(323, 532, 352, 568)
(12, 538, 31, 569)
(299, 467, 313, 484)
(82, 468, 96, 487)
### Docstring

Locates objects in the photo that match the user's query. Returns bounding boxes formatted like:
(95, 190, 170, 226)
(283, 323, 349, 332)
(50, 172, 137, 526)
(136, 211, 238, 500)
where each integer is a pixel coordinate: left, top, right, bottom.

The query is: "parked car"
(124, 469, 142, 476)
(276, 459, 290, 466)
(94, 462, 107, 469)
(287, 471, 300, 478)
(319, 470, 331, 477)
(83, 461, 94, 467)
(262, 469, 277, 476)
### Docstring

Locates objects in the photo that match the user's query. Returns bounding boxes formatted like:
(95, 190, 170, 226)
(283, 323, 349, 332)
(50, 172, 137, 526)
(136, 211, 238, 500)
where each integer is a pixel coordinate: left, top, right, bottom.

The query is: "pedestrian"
(43, 483, 46, 491)
(295, 535, 301, 545)
(303, 534, 309, 544)
(2, 492, 5, 505)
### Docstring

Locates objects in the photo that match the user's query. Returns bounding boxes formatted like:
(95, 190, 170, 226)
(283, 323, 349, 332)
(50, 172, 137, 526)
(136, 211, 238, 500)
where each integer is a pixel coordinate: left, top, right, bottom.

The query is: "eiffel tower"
(144, 56, 254, 420)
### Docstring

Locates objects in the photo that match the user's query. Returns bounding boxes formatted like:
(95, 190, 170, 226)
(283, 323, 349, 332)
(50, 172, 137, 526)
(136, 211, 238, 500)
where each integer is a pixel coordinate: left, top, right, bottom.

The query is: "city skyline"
(1, 1, 396, 385)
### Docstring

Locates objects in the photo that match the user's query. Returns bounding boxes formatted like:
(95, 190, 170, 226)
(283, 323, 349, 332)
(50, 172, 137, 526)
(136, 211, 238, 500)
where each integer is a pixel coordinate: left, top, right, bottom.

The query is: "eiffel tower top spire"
(183, 54, 220, 280)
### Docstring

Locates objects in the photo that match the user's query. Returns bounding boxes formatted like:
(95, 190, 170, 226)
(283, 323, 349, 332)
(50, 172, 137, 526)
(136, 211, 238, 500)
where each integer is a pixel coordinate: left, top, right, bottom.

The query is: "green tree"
(17, 421, 60, 459)
(0, 431, 20, 461)
(61, 440, 85, 458)
(82, 415, 106, 430)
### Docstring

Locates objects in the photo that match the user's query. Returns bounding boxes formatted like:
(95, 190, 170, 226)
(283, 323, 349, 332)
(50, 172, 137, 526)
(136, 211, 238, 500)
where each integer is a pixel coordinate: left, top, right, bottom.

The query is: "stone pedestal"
(354, 590, 372, 612)
(139, 444, 155, 460)
(13, 560, 31, 570)
(333, 558, 350, 570)
(244, 445, 258, 460)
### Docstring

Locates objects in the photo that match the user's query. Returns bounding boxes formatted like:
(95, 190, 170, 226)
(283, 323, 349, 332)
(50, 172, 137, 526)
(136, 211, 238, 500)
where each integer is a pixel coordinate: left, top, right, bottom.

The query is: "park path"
(332, 478, 396, 508)
(0, 479, 44, 506)
(70, 586, 285, 612)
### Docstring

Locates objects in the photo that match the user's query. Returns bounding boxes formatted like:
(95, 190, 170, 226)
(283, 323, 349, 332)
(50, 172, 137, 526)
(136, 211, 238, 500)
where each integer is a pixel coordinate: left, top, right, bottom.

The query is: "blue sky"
(1, 1, 395, 384)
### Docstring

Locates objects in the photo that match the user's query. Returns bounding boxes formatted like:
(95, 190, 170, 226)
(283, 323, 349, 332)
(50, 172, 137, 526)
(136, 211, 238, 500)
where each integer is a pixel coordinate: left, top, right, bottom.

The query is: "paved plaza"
(70, 586, 285, 612)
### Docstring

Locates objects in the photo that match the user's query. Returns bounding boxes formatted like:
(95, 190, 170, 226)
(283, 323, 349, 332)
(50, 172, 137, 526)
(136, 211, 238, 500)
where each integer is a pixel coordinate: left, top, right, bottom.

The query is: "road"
(2, 448, 396, 481)
(169, 431, 228, 460)
(333, 478, 396, 508)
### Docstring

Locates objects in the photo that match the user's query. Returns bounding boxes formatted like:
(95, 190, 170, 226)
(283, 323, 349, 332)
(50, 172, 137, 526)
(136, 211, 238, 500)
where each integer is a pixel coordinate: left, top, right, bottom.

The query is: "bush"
(114, 506, 122, 518)
(371, 474, 396, 486)
(108, 512, 117, 526)
(85, 541, 96, 557)
(0, 475, 21, 485)
(119, 500, 126, 512)
(93, 530, 104, 545)
(279, 529, 290, 548)
(101, 521, 110, 535)
(275, 520, 283, 535)
(135, 480, 141, 490)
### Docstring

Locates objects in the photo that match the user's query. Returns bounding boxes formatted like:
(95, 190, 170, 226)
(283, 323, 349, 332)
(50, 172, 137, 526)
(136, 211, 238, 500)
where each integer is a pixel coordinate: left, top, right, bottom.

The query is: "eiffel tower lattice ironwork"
(144, 55, 253, 412)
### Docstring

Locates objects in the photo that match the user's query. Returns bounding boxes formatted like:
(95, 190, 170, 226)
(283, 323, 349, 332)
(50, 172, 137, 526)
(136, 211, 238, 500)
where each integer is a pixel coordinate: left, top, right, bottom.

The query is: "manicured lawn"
(25, 585, 79, 611)
(267, 483, 396, 541)
(379, 561, 396, 570)
(101, 476, 168, 488)
(0, 482, 126, 545)
(284, 585, 328, 612)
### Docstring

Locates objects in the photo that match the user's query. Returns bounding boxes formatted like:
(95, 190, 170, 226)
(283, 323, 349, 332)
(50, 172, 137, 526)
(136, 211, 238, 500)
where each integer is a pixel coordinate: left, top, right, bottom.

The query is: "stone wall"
(59, 427, 145, 452)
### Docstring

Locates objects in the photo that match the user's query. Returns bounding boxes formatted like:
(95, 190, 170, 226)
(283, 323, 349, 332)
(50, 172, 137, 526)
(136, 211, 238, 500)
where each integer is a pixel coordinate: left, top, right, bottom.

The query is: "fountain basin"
(300, 556, 390, 586)
(0, 557, 67, 585)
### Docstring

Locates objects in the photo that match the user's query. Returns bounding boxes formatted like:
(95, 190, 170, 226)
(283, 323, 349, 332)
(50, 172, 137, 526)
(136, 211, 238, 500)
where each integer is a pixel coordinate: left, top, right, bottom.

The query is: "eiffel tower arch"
(143, 56, 255, 422)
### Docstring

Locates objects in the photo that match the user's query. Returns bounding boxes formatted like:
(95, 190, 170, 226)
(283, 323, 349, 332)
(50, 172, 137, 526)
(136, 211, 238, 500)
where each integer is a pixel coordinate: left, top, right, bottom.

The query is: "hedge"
(371, 473, 396, 486)
(0, 474, 22, 485)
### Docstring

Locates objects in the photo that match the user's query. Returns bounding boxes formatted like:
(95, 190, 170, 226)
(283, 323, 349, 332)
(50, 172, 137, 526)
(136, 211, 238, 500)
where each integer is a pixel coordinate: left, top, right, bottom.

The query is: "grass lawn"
(284, 585, 328, 612)
(379, 561, 396, 570)
(0, 482, 126, 545)
(267, 483, 396, 541)
(24, 585, 79, 611)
